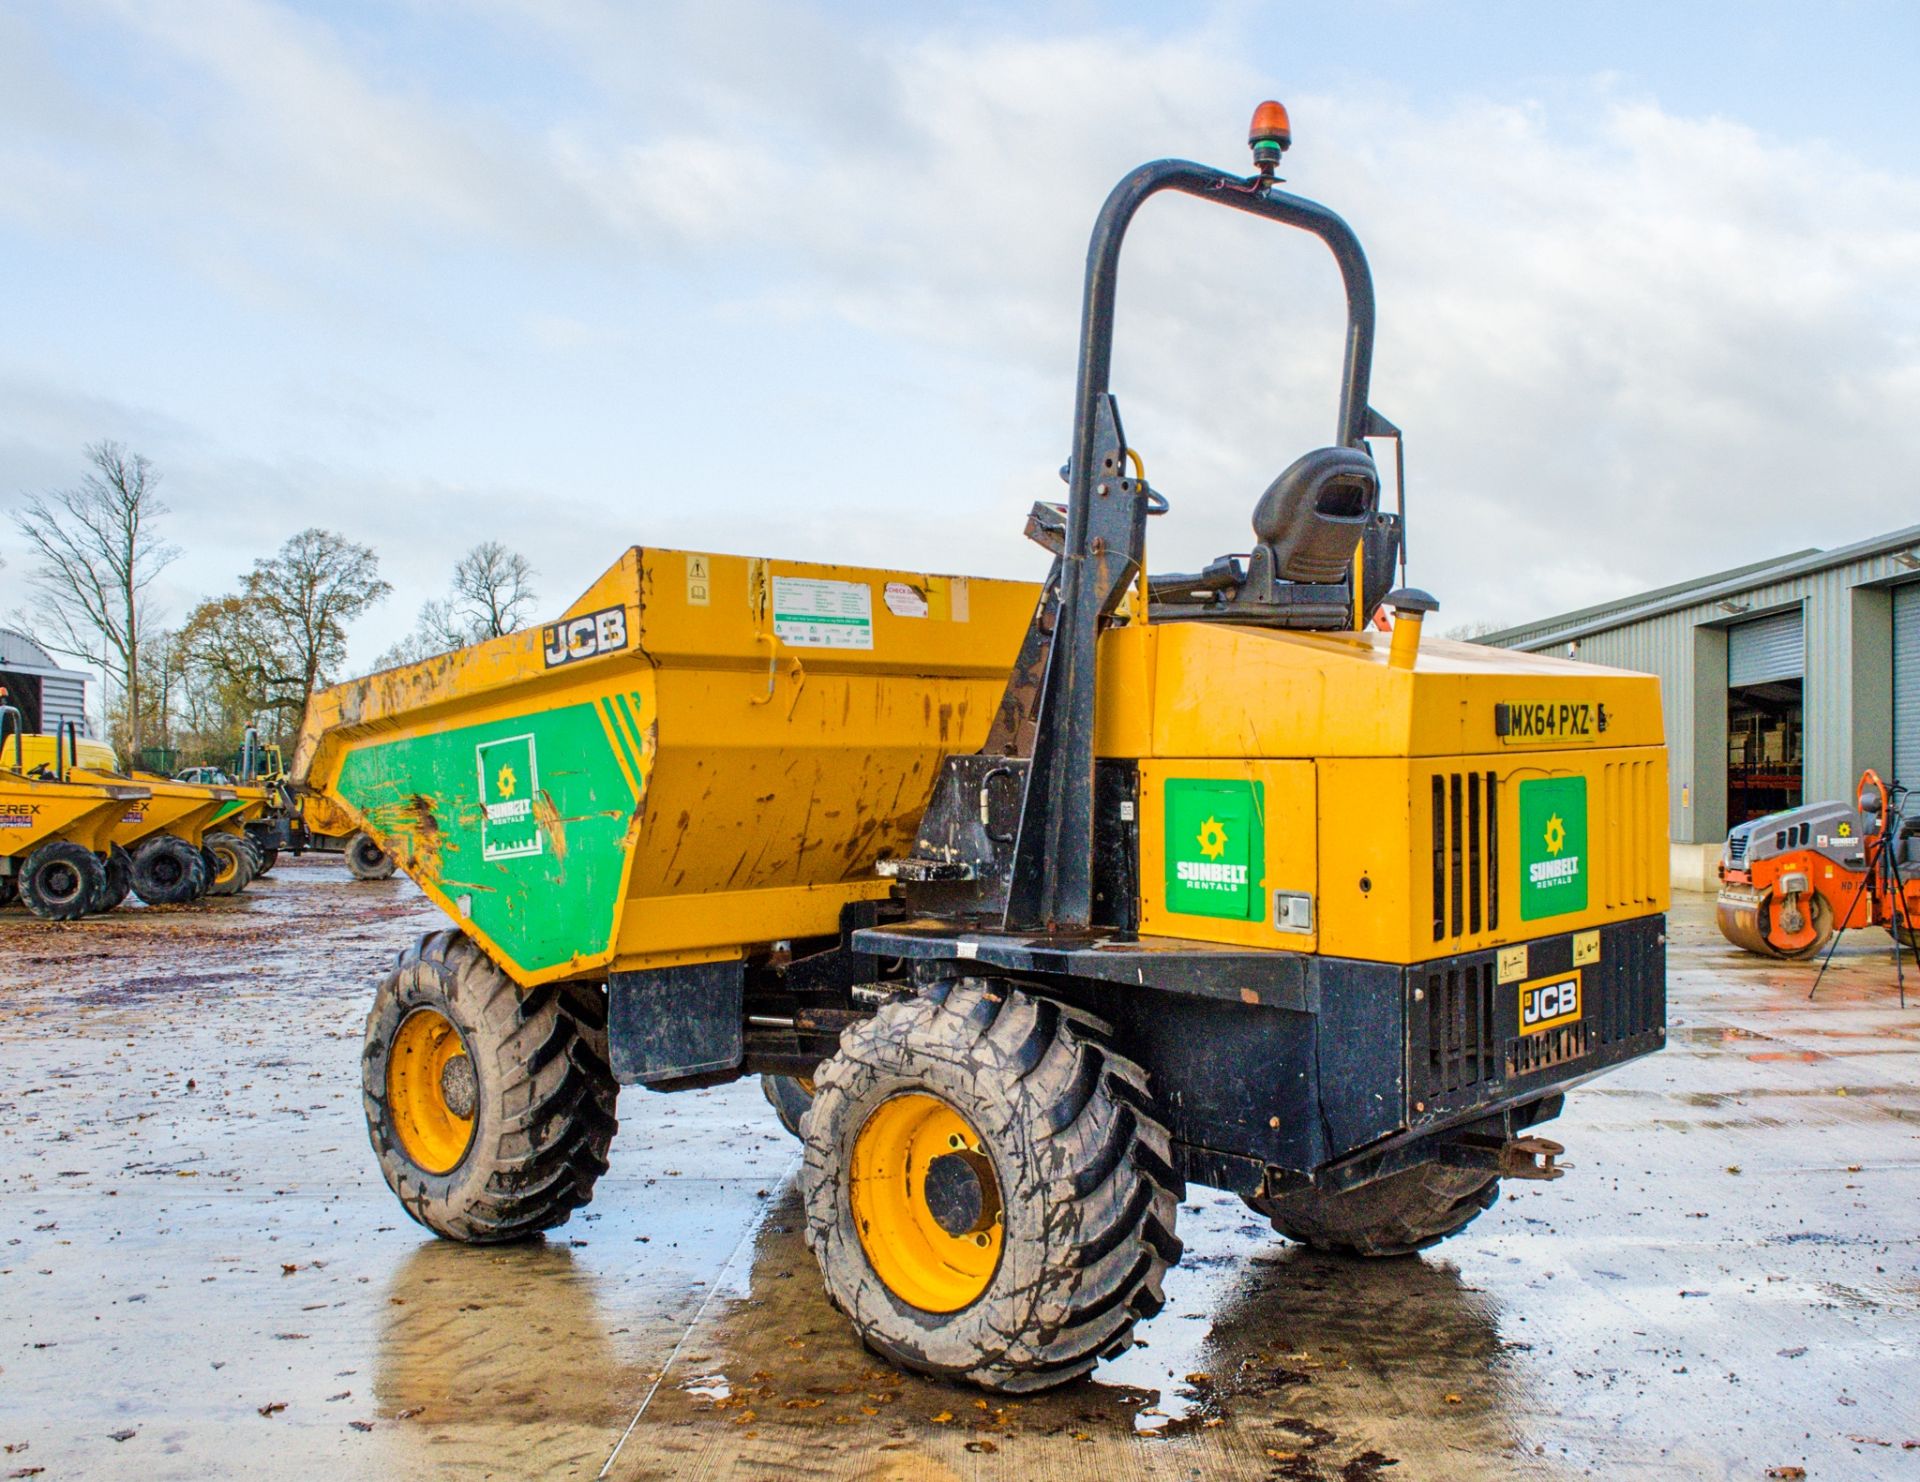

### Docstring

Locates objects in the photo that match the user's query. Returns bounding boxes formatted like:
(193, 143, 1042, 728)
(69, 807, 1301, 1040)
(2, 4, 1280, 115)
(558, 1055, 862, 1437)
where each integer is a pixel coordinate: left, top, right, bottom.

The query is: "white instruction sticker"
(884, 581, 929, 618)
(773, 576, 873, 649)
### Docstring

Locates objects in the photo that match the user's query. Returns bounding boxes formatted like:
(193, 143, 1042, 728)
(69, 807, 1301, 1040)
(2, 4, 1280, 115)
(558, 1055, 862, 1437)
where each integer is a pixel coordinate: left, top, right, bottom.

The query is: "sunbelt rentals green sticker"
(1164, 778, 1264, 920)
(478, 733, 542, 862)
(1519, 775, 1587, 921)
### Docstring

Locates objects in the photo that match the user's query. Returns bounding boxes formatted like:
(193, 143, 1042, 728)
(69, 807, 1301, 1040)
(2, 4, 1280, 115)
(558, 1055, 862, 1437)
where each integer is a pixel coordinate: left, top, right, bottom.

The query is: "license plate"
(1519, 970, 1582, 1035)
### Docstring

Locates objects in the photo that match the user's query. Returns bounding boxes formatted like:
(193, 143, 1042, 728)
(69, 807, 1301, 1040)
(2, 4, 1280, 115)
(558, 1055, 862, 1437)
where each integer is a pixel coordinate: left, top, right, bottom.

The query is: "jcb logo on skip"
(542, 607, 628, 668)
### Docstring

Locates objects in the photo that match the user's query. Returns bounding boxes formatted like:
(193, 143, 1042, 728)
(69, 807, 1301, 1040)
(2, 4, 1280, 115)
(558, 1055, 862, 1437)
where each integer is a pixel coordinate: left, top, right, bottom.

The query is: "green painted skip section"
(333, 698, 643, 976)
(209, 799, 247, 824)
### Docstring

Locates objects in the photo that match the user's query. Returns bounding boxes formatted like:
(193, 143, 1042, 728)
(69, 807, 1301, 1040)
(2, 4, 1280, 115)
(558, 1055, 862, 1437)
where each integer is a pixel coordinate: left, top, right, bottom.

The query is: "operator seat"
(1147, 444, 1392, 629)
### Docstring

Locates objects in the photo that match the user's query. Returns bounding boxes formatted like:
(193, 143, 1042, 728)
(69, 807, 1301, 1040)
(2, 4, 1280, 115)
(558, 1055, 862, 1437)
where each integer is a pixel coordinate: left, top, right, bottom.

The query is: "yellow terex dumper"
(296, 105, 1669, 1393)
(0, 713, 150, 919)
(13, 727, 240, 906)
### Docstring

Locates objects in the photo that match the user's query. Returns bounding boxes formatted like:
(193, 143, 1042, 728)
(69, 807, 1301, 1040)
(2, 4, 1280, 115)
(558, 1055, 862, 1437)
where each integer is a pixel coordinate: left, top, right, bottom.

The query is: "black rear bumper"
(860, 912, 1667, 1196)
(1404, 914, 1666, 1132)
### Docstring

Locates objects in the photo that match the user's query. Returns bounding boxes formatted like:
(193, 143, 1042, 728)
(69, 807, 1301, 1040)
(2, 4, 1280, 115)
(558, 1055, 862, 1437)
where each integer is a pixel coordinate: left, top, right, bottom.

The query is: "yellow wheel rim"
(849, 1092, 1003, 1313)
(387, 1008, 476, 1175)
(210, 845, 238, 886)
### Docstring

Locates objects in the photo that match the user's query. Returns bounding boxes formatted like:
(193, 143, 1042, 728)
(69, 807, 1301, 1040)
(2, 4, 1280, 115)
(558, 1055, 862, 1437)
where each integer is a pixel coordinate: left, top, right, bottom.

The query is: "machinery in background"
(1716, 769, 1919, 959)
(0, 714, 398, 913)
(181, 728, 397, 883)
(284, 787, 397, 881)
(3, 721, 252, 907)
(0, 709, 149, 919)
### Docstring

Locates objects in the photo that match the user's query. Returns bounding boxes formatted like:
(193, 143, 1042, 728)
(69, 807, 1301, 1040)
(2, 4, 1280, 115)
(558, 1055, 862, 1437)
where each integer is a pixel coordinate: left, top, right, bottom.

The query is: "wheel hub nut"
(439, 1055, 477, 1120)
(922, 1148, 1000, 1238)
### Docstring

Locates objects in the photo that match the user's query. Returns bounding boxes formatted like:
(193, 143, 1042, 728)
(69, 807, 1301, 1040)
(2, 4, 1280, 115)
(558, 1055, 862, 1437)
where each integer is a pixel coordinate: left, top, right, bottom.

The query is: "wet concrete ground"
(1, 859, 1916, 1480)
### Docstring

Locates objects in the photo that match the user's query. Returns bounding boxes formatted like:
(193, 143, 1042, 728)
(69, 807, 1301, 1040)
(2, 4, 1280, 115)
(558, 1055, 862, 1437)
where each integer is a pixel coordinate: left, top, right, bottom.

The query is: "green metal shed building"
(1479, 526, 1920, 860)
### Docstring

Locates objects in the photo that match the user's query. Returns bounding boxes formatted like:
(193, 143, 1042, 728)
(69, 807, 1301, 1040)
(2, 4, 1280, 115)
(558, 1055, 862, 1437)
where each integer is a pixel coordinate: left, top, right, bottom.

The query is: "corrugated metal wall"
(1502, 546, 1920, 843)
(1896, 582, 1920, 786)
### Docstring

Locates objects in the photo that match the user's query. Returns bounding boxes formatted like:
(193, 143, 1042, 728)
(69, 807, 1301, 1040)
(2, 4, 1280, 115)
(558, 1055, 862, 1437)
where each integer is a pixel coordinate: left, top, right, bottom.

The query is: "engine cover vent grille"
(1431, 770, 1499, 941)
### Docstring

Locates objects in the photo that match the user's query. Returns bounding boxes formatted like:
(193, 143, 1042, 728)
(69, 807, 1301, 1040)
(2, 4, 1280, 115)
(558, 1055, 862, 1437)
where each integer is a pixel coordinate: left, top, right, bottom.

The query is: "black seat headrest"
(1250, 446, 1380, 584)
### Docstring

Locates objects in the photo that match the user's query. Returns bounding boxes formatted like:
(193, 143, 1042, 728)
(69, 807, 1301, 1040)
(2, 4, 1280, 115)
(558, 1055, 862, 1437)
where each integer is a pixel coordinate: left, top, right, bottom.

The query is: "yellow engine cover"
(1101, 622, 1670, 964)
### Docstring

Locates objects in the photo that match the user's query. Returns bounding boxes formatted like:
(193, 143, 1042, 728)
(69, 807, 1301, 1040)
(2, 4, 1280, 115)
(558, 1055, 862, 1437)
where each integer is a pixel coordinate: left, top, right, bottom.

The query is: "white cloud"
(500, 18, 1920, 621)
(4, 0, 1920, 657)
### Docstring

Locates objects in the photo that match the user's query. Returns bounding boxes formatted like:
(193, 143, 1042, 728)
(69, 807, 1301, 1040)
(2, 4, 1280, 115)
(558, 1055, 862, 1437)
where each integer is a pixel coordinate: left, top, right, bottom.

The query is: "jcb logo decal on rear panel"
(1519, 971, 1581, 1035)
(1164, 779, 1264, 921)
(478, 734, 542, 861)
(1518, 776, 1588, 921)
(543, 606, 628, 668)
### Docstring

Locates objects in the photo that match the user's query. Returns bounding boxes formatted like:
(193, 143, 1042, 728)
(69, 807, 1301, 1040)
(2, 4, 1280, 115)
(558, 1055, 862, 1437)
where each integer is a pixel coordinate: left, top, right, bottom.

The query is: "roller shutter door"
(38, 675, 87, 736)
(1895, 583, 1920, 786)
(1728, 609, 1804, 688)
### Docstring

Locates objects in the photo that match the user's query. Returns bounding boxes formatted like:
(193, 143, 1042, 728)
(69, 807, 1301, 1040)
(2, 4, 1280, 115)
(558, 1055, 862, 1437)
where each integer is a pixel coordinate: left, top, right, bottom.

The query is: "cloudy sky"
(3, 0, 1918, 686)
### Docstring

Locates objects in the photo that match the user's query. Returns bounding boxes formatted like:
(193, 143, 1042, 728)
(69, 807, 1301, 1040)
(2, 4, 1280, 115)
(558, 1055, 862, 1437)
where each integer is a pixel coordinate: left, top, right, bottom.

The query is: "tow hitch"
(1500, 1135, 1567, 1181)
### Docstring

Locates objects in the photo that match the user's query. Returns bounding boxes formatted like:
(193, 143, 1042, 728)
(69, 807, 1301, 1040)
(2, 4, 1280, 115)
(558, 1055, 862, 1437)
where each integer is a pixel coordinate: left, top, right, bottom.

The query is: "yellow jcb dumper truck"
(295, 105, 1669, 1394)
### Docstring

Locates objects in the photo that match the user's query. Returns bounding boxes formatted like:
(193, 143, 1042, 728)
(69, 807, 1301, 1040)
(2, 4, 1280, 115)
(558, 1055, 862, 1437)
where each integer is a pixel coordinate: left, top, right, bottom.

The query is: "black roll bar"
(1004, 157, 1379, 933)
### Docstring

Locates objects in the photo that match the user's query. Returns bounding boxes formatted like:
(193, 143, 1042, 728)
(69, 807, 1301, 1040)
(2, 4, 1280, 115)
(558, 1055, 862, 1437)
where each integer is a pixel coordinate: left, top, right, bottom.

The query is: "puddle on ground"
(587, 1183, 1523, 1480)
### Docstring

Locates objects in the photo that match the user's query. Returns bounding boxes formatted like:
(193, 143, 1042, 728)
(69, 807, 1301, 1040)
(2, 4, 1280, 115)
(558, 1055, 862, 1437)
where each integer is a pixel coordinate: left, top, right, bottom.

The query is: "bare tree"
(243, 529, 392, 727)
(451, 542, 537, 639)
(1442, 619, 1509, 642)
(377, 541, 538, 669)
(9, 442, 178, 750)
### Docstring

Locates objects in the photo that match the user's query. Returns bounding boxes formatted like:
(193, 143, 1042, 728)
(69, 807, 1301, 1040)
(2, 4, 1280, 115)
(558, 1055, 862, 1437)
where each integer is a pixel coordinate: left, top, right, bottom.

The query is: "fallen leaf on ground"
(964, 1440, 998, 1454)
(930, 1411, 953, 1424)
(348, 1421, 373, 1434)
(1765, 1468, 1806, 1479)
(107, 1431, 135, 1443)
(257, 1403, 287, 1418)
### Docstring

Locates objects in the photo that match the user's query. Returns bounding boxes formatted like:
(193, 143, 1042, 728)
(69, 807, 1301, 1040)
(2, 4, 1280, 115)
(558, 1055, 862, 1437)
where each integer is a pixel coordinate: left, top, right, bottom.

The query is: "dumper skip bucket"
(296, 549, 1038, 985)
